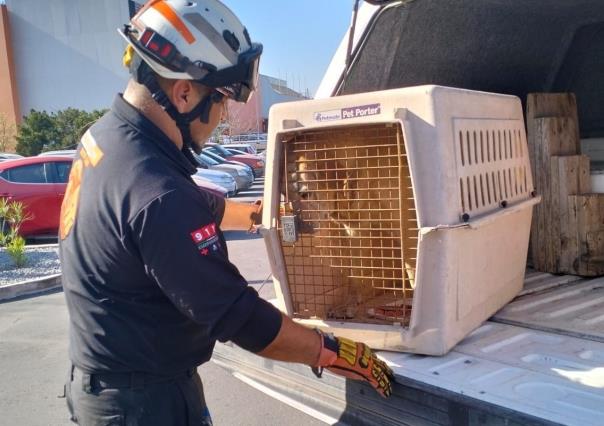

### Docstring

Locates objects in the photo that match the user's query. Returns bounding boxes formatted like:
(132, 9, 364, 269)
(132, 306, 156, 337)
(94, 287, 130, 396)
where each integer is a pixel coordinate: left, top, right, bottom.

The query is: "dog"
(281, 132, 416, 323)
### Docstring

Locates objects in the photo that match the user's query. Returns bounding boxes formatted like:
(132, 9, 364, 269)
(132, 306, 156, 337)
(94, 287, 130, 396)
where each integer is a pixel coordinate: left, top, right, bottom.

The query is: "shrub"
(0, 198, 32, 268)
(6, 235, 26, 268)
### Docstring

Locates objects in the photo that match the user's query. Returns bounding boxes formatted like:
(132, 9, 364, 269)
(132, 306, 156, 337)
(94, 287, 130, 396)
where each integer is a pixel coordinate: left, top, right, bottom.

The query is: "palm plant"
(0, 198, 32, 268)
(0, 197, 10, 246)
(5, 200, 32, 237)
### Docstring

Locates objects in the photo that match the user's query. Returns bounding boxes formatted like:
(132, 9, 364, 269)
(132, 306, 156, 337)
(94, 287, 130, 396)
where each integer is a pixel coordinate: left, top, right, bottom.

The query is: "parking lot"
(0, 177, 326, 426)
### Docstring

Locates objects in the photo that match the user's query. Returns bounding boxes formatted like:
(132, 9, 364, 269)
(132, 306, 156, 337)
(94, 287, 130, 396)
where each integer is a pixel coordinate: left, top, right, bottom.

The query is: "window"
(7, 164, 48, 183)
(54, 162, 73, 183)
(210, 145, 232, 157)
(200, 154, 219, 166)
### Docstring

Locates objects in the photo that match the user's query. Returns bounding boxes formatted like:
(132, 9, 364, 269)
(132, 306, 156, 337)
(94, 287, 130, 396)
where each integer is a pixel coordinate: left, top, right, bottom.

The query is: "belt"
(71, 365, 197, 392)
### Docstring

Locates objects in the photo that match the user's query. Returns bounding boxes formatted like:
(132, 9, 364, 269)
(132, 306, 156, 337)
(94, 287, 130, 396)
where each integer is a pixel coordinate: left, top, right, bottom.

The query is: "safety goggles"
(201, 43, 262, 103)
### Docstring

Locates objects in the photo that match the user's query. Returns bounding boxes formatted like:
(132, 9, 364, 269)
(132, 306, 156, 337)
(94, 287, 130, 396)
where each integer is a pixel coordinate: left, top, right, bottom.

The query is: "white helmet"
(120, 0, 262, 103)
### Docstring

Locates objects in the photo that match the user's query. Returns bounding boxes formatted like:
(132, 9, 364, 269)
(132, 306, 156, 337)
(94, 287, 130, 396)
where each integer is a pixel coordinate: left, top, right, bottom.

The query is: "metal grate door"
(278, 123, 418, 326)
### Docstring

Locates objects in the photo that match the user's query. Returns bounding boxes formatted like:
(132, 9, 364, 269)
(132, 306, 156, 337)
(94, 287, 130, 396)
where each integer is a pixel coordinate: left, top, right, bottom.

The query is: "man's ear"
(170, 80, 195, 113)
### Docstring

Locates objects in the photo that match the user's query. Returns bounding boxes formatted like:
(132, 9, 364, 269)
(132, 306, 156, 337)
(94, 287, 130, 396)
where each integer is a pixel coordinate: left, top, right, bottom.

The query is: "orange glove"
(312, 330, 394, 398)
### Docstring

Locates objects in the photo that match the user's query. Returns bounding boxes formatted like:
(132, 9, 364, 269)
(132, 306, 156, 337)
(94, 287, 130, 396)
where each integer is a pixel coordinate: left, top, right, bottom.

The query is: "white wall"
(259, 75, 305, 117)
(6, 0, 130, 115)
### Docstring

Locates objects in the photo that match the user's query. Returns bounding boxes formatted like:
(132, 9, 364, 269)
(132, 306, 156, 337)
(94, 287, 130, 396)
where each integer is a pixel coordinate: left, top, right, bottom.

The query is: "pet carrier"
(262, 86, 539, 355)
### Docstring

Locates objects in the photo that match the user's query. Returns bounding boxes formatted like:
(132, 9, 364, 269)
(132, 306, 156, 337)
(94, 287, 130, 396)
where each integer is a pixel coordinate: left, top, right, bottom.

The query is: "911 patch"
(190, 223, 220, 256)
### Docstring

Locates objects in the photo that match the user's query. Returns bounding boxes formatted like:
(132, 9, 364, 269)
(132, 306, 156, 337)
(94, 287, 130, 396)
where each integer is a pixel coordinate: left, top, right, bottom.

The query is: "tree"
(50, 108, 106, 151)
(15, 110, 56, 156)
(15, 108, 107, 156)
(0, 113, 17, 152)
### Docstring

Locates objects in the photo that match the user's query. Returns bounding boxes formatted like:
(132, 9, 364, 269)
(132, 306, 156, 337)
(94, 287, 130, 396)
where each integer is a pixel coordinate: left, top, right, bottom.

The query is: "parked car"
(192, 167, 237, 197)
(0, 156, 73, 237)
(38, 149, 77, 158)
(191, 176, 227, 198)
(225, 148, 251, 157)
(226, 148, 267, 163)
(229, 133, 267, 152)
(204, 143, 265, 177)
(193, 152, 253, 191)
(221, 143, 257, 155)
(0, 153, 23, 162)
(201, 148, 255, 176)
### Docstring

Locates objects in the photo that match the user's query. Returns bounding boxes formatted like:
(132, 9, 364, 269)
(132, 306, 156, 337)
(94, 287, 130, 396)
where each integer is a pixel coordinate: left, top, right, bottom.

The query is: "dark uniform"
(60, 95, 282, 425)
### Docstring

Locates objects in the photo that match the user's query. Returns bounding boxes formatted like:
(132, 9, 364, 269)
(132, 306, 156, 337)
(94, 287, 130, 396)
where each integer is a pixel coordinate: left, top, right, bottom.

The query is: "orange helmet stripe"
(132, 0, 163, 22)
(151, 1, 196, 44)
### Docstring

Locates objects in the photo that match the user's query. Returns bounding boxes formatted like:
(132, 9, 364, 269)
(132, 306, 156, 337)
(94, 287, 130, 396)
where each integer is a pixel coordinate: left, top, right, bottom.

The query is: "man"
(60, 1, 394, 424)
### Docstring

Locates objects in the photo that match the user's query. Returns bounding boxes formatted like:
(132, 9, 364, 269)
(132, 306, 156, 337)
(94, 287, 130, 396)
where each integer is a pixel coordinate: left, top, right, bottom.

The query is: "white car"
(193, 168, 236, 197)
(38, 150, 77, 157)
(0, 153, 23, 162)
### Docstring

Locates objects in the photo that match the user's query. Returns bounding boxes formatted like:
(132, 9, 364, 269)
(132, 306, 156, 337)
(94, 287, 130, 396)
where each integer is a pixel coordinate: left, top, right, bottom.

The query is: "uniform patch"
(190, 223, 220, 255)
(60, 131, 105, 240)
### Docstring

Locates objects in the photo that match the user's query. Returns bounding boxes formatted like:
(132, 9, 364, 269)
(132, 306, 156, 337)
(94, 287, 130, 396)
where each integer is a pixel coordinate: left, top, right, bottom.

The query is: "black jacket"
(60, 95, 281, 375)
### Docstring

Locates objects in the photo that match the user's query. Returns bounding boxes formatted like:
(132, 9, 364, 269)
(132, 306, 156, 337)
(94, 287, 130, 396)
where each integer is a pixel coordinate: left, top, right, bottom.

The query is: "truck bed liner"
(213, 272, 604, 425)
(493, 271, 604, 342)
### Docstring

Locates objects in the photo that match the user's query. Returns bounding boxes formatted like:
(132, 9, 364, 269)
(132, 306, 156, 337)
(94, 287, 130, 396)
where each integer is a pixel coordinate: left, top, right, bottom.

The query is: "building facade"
(226, 75, 307, 135)
(0, 0, 306, 150)
(1, 0, 131, 120)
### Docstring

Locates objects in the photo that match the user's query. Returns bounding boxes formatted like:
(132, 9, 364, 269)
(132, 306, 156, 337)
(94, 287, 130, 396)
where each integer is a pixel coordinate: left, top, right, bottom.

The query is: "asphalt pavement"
(0, 178, 326, 426)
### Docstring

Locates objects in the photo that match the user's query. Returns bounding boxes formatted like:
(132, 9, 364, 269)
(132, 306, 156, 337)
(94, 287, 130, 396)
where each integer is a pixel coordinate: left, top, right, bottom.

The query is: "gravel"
(0, 245, 61, 286)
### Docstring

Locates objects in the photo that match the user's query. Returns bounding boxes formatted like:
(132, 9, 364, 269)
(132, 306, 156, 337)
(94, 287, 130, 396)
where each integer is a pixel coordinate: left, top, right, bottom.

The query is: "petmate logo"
(313, 109, 342, 122)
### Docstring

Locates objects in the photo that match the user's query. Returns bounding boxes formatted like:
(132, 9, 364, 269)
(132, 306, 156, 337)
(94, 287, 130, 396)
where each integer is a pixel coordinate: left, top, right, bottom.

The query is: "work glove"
(312, 329, 395, 398)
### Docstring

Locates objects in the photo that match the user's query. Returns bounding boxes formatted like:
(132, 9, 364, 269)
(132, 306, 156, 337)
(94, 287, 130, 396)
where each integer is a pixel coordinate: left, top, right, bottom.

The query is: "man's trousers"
(66, 365, 212, 425)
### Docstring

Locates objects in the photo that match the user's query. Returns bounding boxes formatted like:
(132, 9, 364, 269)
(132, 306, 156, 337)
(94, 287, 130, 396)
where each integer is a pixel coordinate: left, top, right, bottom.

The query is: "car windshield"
(227, 149, 247, 156)
(209, 145, 233, 157)
(202, 149, 228, 164)
(199, 153, 219, 166)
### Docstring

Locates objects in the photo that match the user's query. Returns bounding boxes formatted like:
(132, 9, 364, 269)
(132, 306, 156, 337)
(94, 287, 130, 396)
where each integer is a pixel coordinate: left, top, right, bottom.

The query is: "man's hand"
(312, 330, 394, 398)
(248, 199, 262, 233)
(221, 200, 262, 231)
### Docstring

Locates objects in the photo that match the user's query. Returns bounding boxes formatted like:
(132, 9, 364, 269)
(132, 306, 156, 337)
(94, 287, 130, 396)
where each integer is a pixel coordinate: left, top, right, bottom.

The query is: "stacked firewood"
(528, 93, 604, 276)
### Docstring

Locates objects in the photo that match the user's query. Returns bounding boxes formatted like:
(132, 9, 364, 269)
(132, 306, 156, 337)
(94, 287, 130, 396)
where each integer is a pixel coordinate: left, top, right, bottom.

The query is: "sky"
(223, 0, 354, 97)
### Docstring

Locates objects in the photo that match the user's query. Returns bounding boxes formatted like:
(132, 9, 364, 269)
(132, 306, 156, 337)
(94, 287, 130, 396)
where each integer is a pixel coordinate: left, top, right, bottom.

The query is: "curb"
(24, 243, 59, 249)
(0, 274, 62, 301)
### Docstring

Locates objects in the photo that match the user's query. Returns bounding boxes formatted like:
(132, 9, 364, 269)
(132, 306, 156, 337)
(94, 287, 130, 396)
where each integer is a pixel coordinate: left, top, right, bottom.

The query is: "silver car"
(194, 152, 253, 191)
(193, 168, 237, 197)
(0, 153, 23, 162)
(38, 150, 77, 157)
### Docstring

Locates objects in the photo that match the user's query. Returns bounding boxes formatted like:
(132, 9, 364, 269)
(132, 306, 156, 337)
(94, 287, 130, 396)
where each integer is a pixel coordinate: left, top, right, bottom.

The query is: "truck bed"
(212, 272, 604, 425)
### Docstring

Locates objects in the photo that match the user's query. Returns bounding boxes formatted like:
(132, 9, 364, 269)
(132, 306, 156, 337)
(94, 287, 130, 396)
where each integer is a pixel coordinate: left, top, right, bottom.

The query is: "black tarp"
(339, 0, 604, 138)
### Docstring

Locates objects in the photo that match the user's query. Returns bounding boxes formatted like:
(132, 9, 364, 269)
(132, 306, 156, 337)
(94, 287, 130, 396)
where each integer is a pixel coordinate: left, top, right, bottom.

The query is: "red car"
(0, 156, 73, 238)
(204, 143, 265, 177)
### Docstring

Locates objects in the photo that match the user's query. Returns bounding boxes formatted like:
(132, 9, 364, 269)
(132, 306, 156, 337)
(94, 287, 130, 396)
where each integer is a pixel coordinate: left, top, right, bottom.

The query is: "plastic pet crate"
(262, 86, 539, 355)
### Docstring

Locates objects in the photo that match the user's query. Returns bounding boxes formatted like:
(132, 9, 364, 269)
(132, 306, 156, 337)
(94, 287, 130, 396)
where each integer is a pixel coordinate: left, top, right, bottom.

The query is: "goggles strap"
(137, 62, 223, 164)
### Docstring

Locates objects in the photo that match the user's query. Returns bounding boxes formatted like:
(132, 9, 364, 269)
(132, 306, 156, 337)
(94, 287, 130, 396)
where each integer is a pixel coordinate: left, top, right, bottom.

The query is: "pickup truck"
(213, 2, 604, 425)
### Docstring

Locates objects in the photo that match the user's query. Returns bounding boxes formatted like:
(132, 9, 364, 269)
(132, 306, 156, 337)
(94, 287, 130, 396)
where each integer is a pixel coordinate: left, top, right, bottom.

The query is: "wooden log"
(528, 117, 581, 271)
(551, 155, 591, 272)
(567, 194, 604, 276)
(525, 93, 582, 273)
(526, 93, 581, 152)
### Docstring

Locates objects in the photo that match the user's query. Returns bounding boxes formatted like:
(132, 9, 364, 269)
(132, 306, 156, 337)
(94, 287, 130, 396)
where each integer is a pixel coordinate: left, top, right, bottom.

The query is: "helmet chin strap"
(135, 61, 224, 168)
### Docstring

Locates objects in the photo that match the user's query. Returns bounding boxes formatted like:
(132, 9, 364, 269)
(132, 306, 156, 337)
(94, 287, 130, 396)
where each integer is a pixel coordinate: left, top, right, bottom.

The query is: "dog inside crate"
(278, 123, 418, 326)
